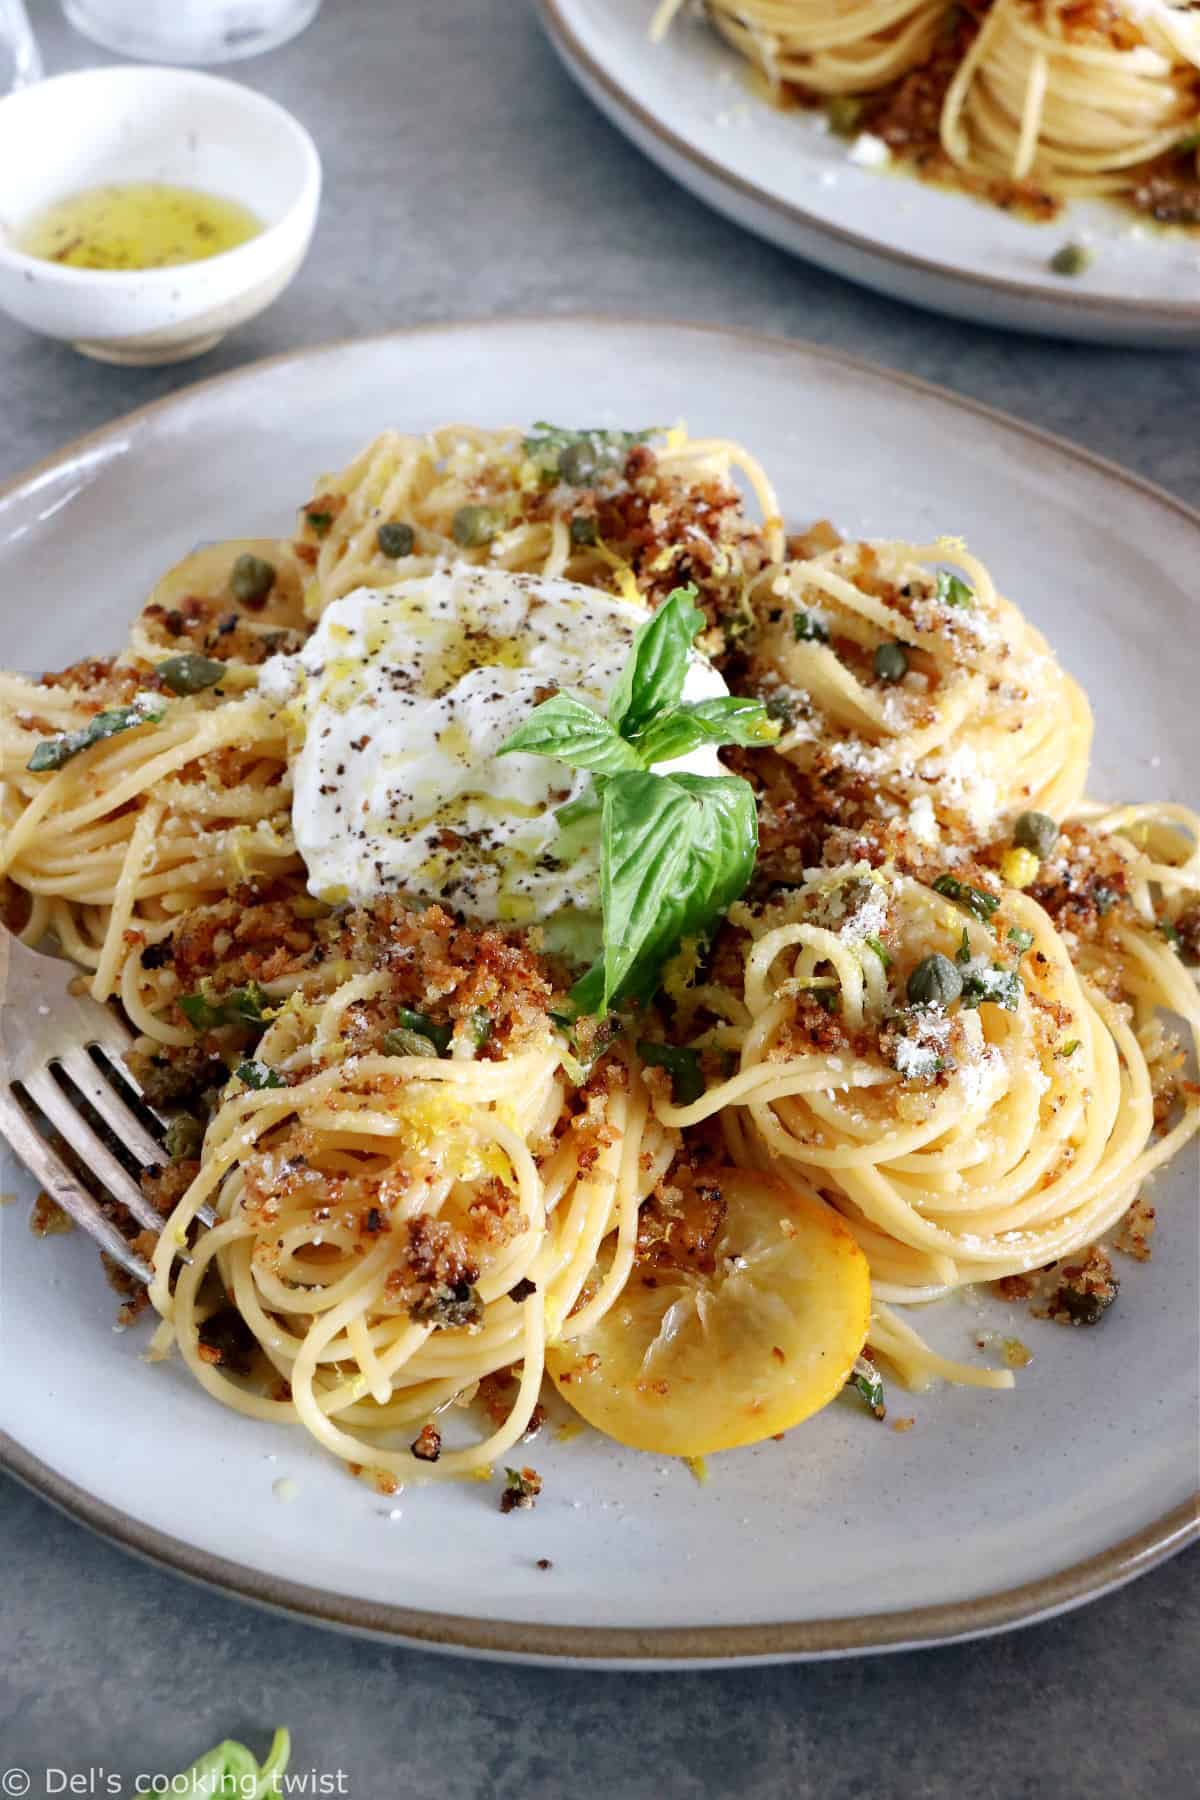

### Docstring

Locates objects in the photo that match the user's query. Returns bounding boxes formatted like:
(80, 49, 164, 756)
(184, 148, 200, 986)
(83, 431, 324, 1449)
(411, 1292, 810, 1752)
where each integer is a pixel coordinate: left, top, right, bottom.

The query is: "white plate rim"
(0, 316, 1197, 1664)
(537, 0, 1200, 334)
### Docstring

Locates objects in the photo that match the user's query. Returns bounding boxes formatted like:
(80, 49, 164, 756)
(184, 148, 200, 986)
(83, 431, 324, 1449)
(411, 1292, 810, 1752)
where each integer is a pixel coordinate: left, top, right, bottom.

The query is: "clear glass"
(0, 0, 42, 93)
(60, 0, 321, 64)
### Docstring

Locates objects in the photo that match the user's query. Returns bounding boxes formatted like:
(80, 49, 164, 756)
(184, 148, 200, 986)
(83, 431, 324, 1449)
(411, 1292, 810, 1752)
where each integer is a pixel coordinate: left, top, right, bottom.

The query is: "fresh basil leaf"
(582, 769, 757, 1012)
(793, 611, 829, 643)
(235, 1060, 284, 1090)
(498, 692, 641, 775)
(26, 699, 165, 773)
(607, 587, 705, 742)
(634, 695, 779, 765)
(155, 653, 225, 696)
(636, 1041, 704, 1104)
(935, 569, 974, 609)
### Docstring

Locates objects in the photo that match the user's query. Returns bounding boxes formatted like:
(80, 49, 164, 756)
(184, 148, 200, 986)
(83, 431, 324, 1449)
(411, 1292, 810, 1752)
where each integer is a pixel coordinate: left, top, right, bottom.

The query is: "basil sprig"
(27, 699, 165, 773)
(499, 587, 773, 1013)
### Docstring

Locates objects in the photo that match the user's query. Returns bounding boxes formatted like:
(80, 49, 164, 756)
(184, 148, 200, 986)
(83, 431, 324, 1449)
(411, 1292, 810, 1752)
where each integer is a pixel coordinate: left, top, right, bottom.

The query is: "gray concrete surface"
(1, 1, 1197, 1794)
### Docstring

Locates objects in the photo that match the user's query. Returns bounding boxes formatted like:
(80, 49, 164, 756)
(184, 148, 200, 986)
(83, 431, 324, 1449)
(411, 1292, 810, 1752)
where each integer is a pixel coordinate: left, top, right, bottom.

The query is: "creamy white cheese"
(261, 568, 728, 924)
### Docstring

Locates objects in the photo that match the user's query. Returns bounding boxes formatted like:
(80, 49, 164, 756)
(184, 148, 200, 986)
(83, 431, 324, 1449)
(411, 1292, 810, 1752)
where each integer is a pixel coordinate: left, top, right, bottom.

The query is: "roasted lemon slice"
(545, 1171, 870, 1457)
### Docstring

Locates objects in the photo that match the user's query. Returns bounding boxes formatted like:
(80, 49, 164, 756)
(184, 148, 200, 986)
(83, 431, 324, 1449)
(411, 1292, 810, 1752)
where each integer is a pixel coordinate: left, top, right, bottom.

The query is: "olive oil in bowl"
(15, 182, 262, 271)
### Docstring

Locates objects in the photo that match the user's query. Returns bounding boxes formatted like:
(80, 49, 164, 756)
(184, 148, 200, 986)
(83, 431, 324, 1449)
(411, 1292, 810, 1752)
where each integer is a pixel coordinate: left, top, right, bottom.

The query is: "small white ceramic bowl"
(0, 65, 321, 364)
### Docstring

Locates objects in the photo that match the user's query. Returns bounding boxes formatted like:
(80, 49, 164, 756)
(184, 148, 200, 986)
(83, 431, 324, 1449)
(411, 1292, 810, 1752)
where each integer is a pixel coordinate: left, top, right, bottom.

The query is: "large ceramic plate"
(538, 0, 1200, 348)
(0, 320, 1196, 1665)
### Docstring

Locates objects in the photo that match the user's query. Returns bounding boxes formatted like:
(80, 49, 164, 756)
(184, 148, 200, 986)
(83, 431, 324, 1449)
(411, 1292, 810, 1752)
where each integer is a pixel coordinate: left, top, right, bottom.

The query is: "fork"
(0, 927, 213, 1285)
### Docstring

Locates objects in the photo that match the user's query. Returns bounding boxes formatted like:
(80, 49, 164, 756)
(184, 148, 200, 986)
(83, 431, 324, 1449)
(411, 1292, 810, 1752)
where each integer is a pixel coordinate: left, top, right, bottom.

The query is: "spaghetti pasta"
(1, 420, 1195, 1491)
(657, 1, 1200, 217)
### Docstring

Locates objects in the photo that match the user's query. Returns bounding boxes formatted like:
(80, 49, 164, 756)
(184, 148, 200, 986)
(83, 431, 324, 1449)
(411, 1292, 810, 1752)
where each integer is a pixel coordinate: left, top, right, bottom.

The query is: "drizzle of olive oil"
(16, 182, 262, 272)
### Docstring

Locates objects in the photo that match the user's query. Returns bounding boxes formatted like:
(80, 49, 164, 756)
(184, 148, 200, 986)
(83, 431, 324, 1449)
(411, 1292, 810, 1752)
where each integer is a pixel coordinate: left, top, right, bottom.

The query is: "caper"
(827, 96, 864, 138)
(1049, 242, 1092, 278)
(873, 641, 908, 684)
(156, 653, 226, 696)
(229, 553, 276, 605)
(451, 504, 499, 548)
(906, 953, 963, 1008)
(377, 521, 414, 559)
(164, 1114, 204, 1161)
(1013, 810, 1058, 858)
(558, 440, 601, 485)
(570, 514, 598, 546)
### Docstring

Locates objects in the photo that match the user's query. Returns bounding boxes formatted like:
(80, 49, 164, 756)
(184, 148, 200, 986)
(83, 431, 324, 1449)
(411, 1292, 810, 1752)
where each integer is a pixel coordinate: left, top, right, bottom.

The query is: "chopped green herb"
(932, 873, 999, 922)
(377, 521, 414, 558)
(637, 1040, 704, 1105)
(961, 964, 1022, 1011)
(569, 514, 598, 546)
(27, 699, 165, 773)
(156, 652, 226, 695)
(1060, 1039, 1080, 1057)
(934, 569, 974, 609)
(1160, 921, 1182, 950)
(383, 1008, 451, 1057)
(229, 553, 276, 604)
(1175, 129, 1200, 154)
(305, 509, 334, 537)
(865, 935, 892, 969)
(500, 1464, 542, 1512)
(955, 926, 972, 966)
(468, 1007, 493, 1048)
(1007, 926, 1036, 955)
(179, 981, 268, 1031)
(235, 1060, 284, 1090)
(410, 1281, 484, 1330)
(793, 610, 830, 643)
(1094, 885, 1119, 915)
(846, 1355, 886, 1420)
(814, 986, 841, 1015)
